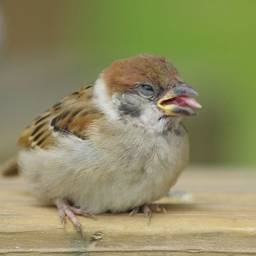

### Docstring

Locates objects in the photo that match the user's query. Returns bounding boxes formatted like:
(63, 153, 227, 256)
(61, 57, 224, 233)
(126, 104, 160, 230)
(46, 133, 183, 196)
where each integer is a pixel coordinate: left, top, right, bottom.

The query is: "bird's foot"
(55, 198, 95, 238)
(129, 204, 166, 224)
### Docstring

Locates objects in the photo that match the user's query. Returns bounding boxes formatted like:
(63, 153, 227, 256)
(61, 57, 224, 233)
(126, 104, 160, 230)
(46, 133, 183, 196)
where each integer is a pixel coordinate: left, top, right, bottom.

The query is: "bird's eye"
(139, 83, 155, 97)
(142, 84, 154, 91)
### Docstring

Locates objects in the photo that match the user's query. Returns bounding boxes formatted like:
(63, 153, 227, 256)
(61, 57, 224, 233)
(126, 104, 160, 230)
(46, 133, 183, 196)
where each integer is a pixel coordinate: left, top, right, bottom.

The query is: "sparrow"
(5, 54, 201, 238)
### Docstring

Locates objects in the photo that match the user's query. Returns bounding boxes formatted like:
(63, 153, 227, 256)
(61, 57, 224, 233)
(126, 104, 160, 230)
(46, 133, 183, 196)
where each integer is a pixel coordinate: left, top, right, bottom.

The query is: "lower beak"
(157, 84, 201, 117)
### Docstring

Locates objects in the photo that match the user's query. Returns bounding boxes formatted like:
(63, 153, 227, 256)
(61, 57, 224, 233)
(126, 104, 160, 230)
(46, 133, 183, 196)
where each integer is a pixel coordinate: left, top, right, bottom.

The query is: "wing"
(18, 83, 103, 149)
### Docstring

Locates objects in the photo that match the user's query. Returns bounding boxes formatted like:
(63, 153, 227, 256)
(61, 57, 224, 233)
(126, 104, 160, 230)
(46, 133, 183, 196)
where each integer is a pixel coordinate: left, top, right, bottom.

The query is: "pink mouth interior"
(161, 96, 201, 109)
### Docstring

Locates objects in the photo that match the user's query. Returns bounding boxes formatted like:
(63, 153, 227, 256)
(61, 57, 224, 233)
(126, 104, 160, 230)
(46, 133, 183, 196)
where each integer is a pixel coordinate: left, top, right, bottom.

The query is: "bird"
(3, 54, 201, 238)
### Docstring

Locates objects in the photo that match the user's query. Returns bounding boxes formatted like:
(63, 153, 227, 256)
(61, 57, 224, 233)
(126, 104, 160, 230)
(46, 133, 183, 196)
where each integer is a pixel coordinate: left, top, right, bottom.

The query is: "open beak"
(157, 84, 202, 117)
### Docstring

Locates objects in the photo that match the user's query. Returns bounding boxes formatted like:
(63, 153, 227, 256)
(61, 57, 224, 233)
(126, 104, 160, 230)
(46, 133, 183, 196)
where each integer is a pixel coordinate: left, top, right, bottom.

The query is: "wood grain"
(0, 167, 256, 255)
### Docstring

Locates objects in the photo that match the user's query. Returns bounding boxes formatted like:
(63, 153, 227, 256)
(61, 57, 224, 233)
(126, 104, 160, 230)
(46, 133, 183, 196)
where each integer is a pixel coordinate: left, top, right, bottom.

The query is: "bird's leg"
(129, 204, 166, 224)
(54, 198, 95, 238)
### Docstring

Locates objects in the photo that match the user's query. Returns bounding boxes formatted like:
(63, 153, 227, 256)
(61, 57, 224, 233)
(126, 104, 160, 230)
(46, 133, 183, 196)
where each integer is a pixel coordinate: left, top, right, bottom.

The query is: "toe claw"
(60, 215, 66, 227)
(88, 212, 97, 220)
(141, 205, 152, 225)
(129, 204, 165, 224)
(146, 211, 152, 225)
(69, 206, 96, 220)
(129, 207, 140, 217)
(76, 222, 86, 238)
(160, 206, 167, 214)
(149, 204, 167, 213)
(55, 198, 93, 239)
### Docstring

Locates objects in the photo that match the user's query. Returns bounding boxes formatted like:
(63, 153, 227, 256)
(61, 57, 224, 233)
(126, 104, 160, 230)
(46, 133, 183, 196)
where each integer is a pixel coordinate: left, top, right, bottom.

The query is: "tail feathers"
(1, 156, 19, 176)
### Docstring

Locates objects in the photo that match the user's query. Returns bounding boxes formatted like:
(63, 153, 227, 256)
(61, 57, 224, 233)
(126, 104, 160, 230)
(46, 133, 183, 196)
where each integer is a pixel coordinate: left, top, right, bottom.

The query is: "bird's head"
(93, 54, 201, 132)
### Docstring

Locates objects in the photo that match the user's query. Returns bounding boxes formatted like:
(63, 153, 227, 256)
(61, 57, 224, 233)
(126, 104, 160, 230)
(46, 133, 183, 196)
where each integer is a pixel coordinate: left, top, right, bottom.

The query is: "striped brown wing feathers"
(18, 83, 102, 149)
(18, 110, 54, 148)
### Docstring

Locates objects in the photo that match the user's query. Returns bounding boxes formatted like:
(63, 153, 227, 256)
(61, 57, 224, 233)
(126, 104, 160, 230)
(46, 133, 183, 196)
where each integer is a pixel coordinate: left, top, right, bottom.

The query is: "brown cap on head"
(102, 54, 183, 95)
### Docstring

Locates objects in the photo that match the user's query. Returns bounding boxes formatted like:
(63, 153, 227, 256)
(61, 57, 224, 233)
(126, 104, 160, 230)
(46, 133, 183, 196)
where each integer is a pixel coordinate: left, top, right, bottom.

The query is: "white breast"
(19, 120, 189, 214)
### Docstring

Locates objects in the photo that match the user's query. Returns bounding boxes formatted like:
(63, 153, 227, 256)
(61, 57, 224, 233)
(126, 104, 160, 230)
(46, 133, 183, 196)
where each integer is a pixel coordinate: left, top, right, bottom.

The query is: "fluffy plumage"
(18, 84, 99, 148)
(14, 54, 201, 238)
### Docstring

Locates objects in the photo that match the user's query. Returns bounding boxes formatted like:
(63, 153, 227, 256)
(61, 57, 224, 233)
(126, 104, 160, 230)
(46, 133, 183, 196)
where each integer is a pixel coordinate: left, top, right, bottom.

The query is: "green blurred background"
(0, 0, 256, 166)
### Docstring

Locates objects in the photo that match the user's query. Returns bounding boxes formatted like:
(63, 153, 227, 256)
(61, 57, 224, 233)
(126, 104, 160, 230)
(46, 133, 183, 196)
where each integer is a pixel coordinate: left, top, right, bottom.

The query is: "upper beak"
(157, 84, 202, 117)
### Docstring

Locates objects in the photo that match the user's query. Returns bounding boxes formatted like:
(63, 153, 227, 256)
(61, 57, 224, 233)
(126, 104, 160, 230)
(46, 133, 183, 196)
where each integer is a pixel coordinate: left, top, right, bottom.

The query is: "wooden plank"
(0, 167, 256, 255)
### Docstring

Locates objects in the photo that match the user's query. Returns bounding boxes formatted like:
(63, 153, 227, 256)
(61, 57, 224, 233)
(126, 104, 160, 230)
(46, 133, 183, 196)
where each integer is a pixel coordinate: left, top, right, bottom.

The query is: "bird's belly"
(69, 128, 188, 213)
(19, 125, 189, 214)
(82, 161, 183, 214)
